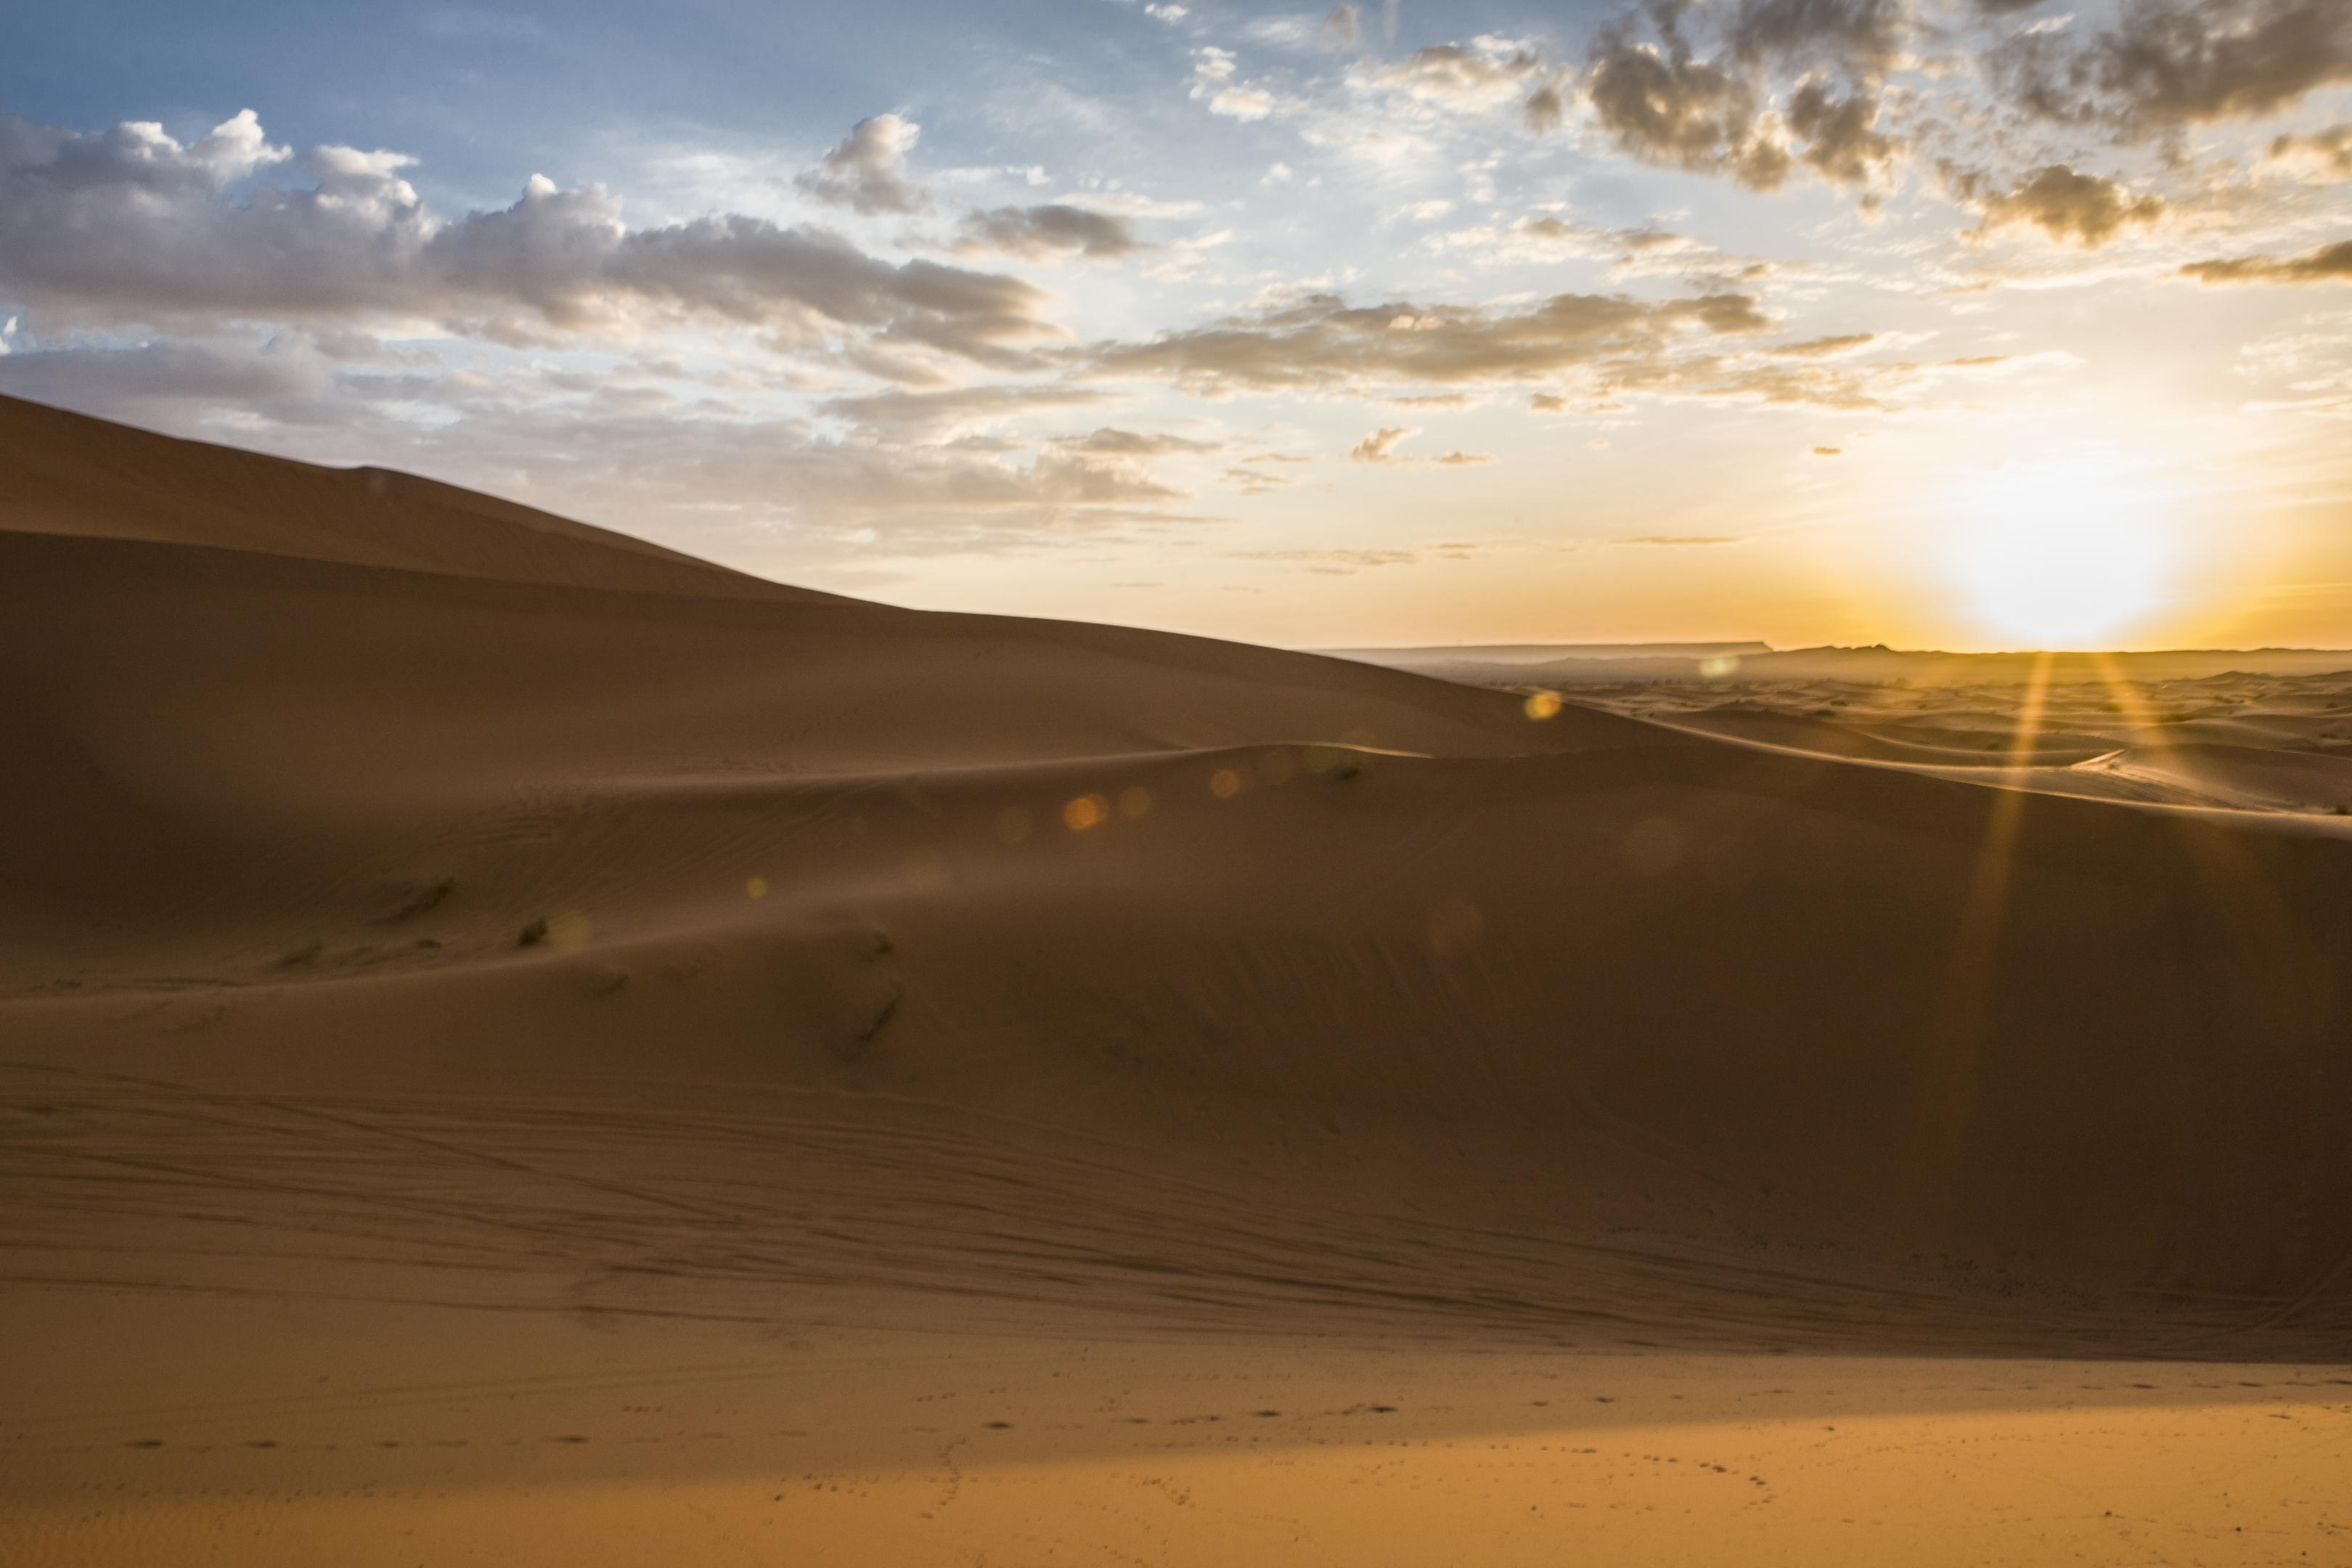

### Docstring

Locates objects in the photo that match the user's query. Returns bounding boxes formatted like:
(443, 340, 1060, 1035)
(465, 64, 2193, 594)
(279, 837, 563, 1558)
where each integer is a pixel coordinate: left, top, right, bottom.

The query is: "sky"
(4, 0, 2350, 651)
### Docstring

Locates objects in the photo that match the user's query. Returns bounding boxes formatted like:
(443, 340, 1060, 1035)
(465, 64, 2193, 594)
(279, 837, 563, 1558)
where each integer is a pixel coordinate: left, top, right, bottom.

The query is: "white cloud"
(793, 114, 928, 215)
(1191, 46, 1280, 120)
(1211, 86, 1277, 121)
(0, 111, 1054, 379)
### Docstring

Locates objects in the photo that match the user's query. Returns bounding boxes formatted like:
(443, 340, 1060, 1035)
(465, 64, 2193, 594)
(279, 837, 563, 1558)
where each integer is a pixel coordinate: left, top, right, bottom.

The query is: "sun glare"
(1952, 470, 2169, 648)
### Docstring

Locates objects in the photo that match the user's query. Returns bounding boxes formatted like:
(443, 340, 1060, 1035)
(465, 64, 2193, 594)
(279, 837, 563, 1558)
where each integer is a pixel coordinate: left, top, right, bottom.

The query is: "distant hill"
(1335, 642, 2352, 687)
(1319, 641, 1772, 666)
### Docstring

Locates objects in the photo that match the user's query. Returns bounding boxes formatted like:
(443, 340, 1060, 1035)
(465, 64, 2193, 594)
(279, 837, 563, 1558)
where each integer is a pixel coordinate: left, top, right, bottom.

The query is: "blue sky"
(6, 1, 2351, 648)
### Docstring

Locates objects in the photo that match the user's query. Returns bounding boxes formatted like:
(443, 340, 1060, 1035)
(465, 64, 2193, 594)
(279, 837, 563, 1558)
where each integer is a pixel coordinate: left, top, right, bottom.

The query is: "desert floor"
(5, 394, 2349, 1564)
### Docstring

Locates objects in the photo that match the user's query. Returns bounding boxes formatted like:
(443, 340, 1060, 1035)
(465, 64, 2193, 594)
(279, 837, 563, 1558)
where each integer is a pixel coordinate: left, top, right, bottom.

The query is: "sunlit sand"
(5, 396, 2350, 1565)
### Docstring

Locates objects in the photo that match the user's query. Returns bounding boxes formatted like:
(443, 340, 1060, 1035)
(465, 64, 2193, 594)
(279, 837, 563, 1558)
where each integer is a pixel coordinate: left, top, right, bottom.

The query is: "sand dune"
(6, 396, 2351, 1564)
(1360, 642, 2352, 686)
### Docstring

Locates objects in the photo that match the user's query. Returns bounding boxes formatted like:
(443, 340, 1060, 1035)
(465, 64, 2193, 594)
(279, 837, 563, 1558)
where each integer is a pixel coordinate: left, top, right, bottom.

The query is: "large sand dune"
(6, 395, 2349, 1564)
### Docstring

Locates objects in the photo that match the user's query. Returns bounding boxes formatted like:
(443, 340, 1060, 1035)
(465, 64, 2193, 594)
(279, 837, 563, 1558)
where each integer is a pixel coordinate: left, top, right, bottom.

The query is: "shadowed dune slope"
(4, 402, 2351, 1354)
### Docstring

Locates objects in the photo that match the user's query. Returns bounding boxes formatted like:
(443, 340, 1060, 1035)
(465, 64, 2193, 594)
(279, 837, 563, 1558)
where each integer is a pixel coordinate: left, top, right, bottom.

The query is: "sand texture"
(4, 396, 2350, 1564)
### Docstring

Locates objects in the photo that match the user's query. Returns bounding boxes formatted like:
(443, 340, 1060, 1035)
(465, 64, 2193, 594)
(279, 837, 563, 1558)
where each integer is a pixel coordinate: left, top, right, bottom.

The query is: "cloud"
(794, 115, 928, 214)
(1966, 163, 2165, 246)
(1323, 5, 1358, 49)
(0, 333, 336, 411)
(1577, 0, 1914, 193)
(1341, 425, 1491, 466)
(1584, 13, 1793, 190)
(1192, 47, 1278, 120)
(1211, 86, 1276, 121)
(1988, 0, 2352, 137)
(1055, 426, 1220, 454)
(0, 345, 1207, 560)
(955, 203, 1143, 260)
(1084, 288, 1771, 396)
(1434, 214, 1730, 274)
(1727, 0, 1912, 74)
(2179, 238, 2352, 283)
(1614, 534, 1745, 544)
(0, 112, 1054, 377)
(1772, 332, 1877, 356)
(817, 384, 1116, 438)
(2266, 124, 2352, 180)
(1524, 81, 1567, 132)
(1784, 80, 1898, 187)
(1374, 38, 1550, 113)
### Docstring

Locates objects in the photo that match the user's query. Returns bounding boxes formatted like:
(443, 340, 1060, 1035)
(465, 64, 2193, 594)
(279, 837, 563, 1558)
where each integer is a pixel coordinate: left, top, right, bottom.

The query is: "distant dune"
(7, 395, 2351, 1565)
(1341, 642, 2352, 686)
(1321, 640, 1773, 666)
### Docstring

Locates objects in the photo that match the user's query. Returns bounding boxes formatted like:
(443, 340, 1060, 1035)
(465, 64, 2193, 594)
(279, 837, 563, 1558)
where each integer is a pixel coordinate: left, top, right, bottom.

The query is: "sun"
(1951, 469, 2169, 648)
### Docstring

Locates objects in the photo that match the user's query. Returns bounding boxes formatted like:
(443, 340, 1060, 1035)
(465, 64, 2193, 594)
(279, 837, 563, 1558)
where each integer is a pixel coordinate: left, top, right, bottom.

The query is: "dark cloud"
(2179, 238, 2352, 283)
(1085, 289, 1770, 395)
(1524, 81, 1567, 132)
(1585, 9, 1794, 189)
(1726, 0, 1911, 74)
(793, 115, 929, 214)
(1349, 425, 1416, 462)
(0, 112, 1051, 375)
(1988, 0, 2352, 137)
(1963, 163, 2165, 246)
(1578, 0, 1912, 190)
(1786, 80, 1898, 185)
(955, 204, 1143, 261)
